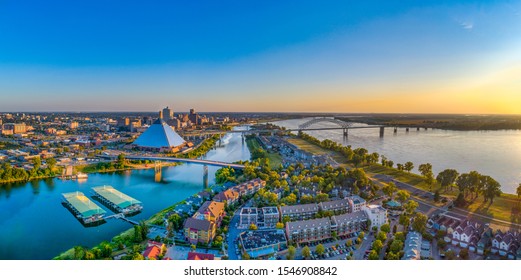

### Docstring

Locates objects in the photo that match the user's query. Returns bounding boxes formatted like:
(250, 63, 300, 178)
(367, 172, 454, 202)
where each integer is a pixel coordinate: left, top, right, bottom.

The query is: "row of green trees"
(299, 131, 505, 205)
(0, 158, 58, 183)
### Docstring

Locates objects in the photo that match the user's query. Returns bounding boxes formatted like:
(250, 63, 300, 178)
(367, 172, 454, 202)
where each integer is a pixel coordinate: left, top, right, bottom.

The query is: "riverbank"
(288, 133, 520, 226)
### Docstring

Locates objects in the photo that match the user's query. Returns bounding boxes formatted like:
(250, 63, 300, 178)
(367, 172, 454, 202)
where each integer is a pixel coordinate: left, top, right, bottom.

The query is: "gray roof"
(280, 203, 318, 215)
(402, 231, 422, 260)
(320, 199, 350, 211)
(184, 217, 212, 231)
(287, 217, 331, 232)
(133, 118, 186, 148)
(331, 211, 368, 225)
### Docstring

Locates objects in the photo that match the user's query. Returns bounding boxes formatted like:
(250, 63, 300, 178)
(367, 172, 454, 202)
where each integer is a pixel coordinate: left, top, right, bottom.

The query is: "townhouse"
(285, 217, 332, 243)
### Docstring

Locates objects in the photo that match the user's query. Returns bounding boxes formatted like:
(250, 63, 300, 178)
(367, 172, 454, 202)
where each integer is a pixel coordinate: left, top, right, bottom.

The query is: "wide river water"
(0, 128, 250, 260)
(273, 118, 521, 194)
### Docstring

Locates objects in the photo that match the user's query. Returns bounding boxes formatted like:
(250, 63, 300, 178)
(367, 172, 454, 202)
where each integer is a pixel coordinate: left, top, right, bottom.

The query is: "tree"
(368, 250, 379, 260)
(133, 225, 143, 242)
(404, 200, 419, 214)
(459, 248, 469, 260)
(389, 239, 403, 254)
(302, 246, 311, 259)
(456, 173, 472, 198)
(84, 250, 96, 260)
(116, 153, 126, 169)
(445, 250, 456, 260)
(376, 231, 387, 242)
(168, 214, 183, 231)
(380, 223, 391, 233)
(316, 193, 329, 203)
(46, 157, 57, 170)
(315, 244, 325, 255)
(383, 182, 398, 200)
(418, 163, 433, 178)
(396, 190, 410, 205)
(412, 213, 428, 234)
(517, 183, 521, 201)
(436, 169, 459, 191)
(404, 162, 414, 173)
(32, 157, 42, 170)
(73, 246, 86, 260)
(437, 239, 447, 250)
(286, 245, 296, 260)
(190, 244, 196, 252)
(386, 251, 400, 260)
(249, 223, 258, 230)
(348, 168, 369, 189)
(99, 241, 113, 259)
(276, 222, 284, 229)
(372, 240, 384, 253)
(359, 231, 365, 239)
(399, 214, 410, 229)
(481, 175, 501, 203)
(346, 239, 353, 247)
(394, 232, 406, 242)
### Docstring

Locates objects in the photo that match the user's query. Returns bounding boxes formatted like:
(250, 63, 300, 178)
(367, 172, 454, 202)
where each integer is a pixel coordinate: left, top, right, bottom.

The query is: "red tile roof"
(143, 245, 161, 259)
(187, 252, 215, 260)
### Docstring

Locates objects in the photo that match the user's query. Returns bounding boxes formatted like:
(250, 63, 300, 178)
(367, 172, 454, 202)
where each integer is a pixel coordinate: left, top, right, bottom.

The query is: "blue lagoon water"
(0, 129, 250, 260)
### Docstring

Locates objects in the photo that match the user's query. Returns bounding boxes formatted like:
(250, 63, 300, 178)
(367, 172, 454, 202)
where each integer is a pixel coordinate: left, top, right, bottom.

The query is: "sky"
(0, 0, 520, 113)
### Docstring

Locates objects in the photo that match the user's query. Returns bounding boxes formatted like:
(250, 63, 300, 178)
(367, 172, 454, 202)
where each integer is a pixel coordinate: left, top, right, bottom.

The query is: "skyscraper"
(162, 107, 173, 120)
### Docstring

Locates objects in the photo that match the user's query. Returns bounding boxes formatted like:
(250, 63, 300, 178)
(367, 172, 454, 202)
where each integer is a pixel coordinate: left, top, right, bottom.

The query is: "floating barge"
(92, 185, 143, 215)
(62, 191, 106, 224)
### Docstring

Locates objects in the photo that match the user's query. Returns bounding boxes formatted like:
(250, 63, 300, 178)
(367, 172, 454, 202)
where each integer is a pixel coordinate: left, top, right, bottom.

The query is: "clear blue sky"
(0, 0, 520, 113)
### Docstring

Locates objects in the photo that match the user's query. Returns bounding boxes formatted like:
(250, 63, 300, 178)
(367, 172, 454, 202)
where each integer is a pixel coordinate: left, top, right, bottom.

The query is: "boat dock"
(62, 191, 106, 224)
(91, 185, 143, 215)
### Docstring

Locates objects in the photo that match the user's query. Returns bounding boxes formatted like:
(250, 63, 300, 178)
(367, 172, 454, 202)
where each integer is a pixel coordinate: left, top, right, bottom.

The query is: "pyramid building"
(133, 119, 187, 152)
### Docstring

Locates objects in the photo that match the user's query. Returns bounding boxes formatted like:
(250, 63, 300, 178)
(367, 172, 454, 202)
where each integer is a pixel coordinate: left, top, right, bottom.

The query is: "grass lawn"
(364, 165, 453, 195)
(286, 137, 351, 166)
(463, 194, 521, 225)
(246, 137, 283, 170)
(364, 164, 520, 225)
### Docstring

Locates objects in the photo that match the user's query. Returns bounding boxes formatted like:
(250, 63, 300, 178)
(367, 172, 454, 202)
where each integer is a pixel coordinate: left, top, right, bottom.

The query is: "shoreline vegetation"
(334, 114, 521, 131)
(0, 134, 221, 185)
(289, 131, 521, 227)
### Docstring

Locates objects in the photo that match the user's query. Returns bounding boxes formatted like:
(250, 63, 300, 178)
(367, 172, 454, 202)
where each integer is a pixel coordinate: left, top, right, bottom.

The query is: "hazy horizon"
(1, 1, 520, 113)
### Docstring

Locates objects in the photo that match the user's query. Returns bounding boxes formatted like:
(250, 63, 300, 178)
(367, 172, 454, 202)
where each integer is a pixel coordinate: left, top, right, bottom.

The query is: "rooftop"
(62, 191, 106, 218)
(92, 185, 141, 209)
(240, 230, 287, 251)
(286, 217, 331, 232)
(133, 118, 186, 148)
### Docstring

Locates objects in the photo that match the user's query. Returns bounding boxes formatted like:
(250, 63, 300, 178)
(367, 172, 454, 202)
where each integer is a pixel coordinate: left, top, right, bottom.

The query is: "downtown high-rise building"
(162, 107, 173, 120)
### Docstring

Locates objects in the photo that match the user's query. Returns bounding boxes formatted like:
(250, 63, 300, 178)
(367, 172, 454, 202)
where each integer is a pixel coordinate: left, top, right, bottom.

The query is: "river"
(273, 118, 521, 194)
(0, 127, 250, 260)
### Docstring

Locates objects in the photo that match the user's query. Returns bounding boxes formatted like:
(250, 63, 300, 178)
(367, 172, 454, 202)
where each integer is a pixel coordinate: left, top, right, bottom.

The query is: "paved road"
(353, 233, 375, 260)
(226, 208, 244, 260)
(372, 173, 521, 229)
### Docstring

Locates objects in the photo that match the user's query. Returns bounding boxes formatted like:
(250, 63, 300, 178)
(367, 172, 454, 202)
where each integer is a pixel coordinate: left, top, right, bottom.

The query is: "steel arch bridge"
(298, 117, 352, 129)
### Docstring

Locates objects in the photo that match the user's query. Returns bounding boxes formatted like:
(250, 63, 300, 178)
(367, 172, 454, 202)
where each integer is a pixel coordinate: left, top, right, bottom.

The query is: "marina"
(92, 185, 143, 215)
(61, 192, 106, 224)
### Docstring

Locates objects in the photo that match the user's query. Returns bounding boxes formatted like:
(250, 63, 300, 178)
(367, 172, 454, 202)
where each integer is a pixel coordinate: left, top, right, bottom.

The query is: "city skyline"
(1, 1, 520, 113)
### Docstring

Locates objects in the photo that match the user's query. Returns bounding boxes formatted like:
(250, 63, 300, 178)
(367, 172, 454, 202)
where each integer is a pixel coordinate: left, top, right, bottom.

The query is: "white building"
(347, 195, 366, 213)
(362, 205, 388, 229)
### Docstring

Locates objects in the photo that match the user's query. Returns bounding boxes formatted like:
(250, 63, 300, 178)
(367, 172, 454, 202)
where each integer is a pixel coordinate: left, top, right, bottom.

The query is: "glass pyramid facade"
(133, 119, 186, 149)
